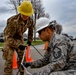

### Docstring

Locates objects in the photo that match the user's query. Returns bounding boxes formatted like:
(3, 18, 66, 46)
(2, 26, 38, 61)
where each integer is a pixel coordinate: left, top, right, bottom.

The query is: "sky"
(0, 0, 76, 38)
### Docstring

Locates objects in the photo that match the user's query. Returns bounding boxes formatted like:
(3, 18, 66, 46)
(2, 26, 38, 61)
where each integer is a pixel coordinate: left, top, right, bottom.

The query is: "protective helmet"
(17, 1, 34, 16)
(36, 17, 56, 32)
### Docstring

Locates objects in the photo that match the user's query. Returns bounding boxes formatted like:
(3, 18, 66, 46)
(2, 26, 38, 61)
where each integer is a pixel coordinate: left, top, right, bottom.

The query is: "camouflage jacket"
(3, 14, 34, 49)
(30, 33, 76, 73)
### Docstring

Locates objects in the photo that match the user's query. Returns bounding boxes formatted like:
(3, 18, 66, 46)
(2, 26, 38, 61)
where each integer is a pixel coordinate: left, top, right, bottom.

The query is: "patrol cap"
(36, 17, 56, 32)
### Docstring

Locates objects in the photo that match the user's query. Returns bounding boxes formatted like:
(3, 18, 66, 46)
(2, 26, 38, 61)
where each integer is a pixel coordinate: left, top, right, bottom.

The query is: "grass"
(24, 40, 44, 45)
(0, 40, 44, 47)
(0, 43, 4, 47)
(32, 40, 44, 45)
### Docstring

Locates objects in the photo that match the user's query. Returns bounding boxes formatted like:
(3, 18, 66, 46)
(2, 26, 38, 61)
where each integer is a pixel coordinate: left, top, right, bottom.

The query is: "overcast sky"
(0, 0, 76, 38)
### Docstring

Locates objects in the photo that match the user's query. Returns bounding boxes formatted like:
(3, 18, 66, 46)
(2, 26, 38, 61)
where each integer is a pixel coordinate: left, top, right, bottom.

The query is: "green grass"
(32, 40, 44, 45)
(0, 43, 4, 47)
(0, 40, 44, 47)
(24, 40, 44, 45)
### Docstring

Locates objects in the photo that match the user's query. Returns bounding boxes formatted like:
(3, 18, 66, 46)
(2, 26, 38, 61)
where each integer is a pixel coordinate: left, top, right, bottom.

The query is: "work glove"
(19, 45, 25, 50)
(23, 62, 31, 68)
(27, 41, 31, 46)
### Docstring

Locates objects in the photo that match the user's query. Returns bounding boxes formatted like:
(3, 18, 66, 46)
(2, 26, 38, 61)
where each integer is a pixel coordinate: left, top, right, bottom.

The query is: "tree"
(7, 0, 50, 41)
(31, 0, 50, 41)
(7, 0, 23, 14)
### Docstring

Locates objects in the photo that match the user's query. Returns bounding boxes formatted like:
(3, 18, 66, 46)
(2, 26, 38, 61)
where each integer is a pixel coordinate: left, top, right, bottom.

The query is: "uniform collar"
(48, 32, 55, 48)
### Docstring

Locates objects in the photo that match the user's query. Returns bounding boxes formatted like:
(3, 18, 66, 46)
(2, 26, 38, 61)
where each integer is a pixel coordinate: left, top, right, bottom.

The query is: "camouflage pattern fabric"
(30, 33, 76, 75)
(4, 13, 34, 49)
(32, 70, 76, 75)
(3, 13, 34, 75)
(50, 70, 76, 75)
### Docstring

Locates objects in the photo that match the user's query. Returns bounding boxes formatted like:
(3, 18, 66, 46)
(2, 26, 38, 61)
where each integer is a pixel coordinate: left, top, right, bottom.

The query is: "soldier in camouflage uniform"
(23, 17, 76, 75)
(2, 1, 34, 75)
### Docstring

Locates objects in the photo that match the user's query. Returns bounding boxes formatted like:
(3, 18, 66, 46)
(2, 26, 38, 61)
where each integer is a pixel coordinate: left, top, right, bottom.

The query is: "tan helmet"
(17, 1, 34, 16)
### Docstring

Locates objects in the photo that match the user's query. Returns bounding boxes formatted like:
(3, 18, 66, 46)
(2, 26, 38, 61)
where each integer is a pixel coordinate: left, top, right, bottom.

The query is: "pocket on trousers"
(2, 48, 9, 60)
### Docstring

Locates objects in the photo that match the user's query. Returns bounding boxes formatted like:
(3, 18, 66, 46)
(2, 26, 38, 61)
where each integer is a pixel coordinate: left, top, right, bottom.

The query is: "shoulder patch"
(53, 47, 62, 59)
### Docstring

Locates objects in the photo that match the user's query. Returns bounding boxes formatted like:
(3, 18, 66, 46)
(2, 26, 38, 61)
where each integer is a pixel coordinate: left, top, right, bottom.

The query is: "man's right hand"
(23, 62, 31, 68)
(18, 45, 25, 50)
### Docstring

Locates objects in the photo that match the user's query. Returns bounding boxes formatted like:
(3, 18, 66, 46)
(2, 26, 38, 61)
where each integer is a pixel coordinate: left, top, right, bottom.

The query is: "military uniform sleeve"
(29, 51, 50, 68)
(4, 19, 18, 48)
(28, 19, 34, 42)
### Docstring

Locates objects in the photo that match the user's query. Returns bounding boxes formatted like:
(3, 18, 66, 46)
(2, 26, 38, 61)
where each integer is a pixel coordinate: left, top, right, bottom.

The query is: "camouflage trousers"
(32, 70, 76, 75)
(2, 46, 24, 75)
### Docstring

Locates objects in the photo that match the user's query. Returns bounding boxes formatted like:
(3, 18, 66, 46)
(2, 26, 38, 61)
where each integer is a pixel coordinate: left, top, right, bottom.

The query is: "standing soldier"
(2, 1, 34, 75)
(23, 17, 76, 75)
